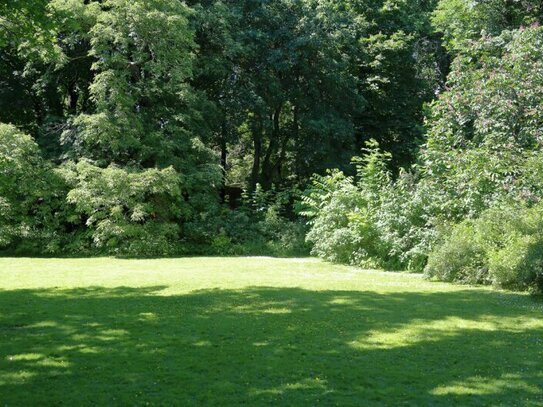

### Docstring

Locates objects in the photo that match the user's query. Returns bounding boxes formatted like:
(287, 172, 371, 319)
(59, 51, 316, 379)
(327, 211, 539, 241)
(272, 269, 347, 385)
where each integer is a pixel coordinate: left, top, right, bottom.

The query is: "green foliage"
(188, 0, 441, 189)
(60, 161, 183, 256)
(5, 0, 543, 292)
(374, 24, 543, 282)
(0, 124, 41, 246)
(303, 170, 373, 265)
(433, 0, 543, 53)
(66, 0, 198, 164)
(420, 27, 543, 222)
(186, 186, 309, 257)
(302, 141, 407, 269)
(0, 123, 70, 253)
(426, 203, 543, 292)
(424, 221, 487, 284)
(374, 171, 438, 271)
(0, 0, 444, 258)
(301, 140, 438, 271)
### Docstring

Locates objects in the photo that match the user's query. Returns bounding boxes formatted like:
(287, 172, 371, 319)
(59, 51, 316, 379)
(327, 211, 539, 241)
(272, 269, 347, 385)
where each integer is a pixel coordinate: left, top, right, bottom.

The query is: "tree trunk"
(275, 105, 296, 181)
(292, 105, 300, 182)
(68, 81, 78, 114)
(250, 118, 263, 193)
(261, 105, 282, 189)
(220, 122, 228, 203)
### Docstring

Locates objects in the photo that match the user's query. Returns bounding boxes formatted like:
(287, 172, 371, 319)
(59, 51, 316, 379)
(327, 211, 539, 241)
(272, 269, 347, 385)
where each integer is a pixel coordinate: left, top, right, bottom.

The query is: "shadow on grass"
(0, 286, 542, 405)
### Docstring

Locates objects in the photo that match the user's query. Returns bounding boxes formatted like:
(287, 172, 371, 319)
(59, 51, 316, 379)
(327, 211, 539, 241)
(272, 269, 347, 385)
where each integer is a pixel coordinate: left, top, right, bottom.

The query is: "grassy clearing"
(0, 257, 542, 406)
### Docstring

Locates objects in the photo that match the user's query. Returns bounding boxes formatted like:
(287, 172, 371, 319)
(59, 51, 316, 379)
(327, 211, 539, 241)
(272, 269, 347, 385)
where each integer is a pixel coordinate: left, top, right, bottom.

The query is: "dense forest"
(2, 0, 543, 291)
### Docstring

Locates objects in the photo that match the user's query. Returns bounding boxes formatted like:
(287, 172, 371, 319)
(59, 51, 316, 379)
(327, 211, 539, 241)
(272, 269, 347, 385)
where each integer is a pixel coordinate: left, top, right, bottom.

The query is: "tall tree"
(191, 0, 366, 191)
(433, 0, 543, 53)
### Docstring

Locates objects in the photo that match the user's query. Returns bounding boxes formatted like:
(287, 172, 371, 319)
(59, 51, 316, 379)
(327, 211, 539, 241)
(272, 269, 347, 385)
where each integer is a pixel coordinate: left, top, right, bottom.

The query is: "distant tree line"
(2, 0, 543, 291)
(0, 0, 441, 256)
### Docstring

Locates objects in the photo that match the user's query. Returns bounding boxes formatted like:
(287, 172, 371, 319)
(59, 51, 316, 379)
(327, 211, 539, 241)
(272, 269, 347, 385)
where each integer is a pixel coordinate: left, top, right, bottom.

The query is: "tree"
(421, 26, 543, 221)
(191, 0, 366, 191)
(433, 0, 543, 53)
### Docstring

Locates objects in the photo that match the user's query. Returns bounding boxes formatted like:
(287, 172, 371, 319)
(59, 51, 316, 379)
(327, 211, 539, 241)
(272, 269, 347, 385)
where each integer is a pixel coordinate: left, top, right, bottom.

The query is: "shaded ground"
(0, 257, 542, 406)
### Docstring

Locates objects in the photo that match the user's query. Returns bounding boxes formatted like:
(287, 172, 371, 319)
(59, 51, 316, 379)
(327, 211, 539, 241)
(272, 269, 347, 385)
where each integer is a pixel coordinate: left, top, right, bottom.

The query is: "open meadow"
(1, 257, 542, 406)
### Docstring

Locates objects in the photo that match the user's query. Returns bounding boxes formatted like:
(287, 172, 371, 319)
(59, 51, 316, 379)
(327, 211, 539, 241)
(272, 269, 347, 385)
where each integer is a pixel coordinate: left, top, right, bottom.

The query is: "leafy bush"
(185, 186, 309, 258)
(300, 26, 543, 279)
(60, 161, 184, 257)
(257, 206, 309, 257)
(425, 203, 543, 292)
(424, 221, 487, 284)
(0, 123, 73, 253)
(0, 123, 43, 246)
(301, 141, 421, 269)
(302, 170, 372, 265)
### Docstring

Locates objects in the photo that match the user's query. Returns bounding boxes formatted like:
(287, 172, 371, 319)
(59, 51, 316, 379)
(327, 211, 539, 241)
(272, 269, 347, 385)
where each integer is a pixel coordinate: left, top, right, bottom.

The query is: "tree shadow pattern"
(0, 286, 542, 406)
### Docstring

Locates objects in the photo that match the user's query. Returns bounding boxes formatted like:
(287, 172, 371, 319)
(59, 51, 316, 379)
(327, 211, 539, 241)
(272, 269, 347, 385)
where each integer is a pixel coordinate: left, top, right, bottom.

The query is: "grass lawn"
(0, 257, 542, 406)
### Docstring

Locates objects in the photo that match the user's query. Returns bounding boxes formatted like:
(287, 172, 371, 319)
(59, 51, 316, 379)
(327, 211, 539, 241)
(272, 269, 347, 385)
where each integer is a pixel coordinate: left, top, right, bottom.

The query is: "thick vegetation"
(301, 2, 543, 292)
(0, 0, 440, 256)
(2, 1, 543, 291)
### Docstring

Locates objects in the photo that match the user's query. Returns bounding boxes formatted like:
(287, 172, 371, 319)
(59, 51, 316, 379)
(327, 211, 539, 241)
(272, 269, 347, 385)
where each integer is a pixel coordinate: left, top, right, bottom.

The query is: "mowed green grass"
(0, 257, 542, 406)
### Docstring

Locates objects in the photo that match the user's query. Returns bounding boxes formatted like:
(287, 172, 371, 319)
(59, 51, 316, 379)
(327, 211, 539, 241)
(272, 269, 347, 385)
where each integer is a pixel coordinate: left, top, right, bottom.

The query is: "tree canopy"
(2, 0, 543, 291)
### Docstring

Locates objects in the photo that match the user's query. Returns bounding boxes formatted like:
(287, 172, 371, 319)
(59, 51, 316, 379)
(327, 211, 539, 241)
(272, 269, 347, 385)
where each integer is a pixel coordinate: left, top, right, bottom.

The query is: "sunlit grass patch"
(0, 257, 542, 406)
